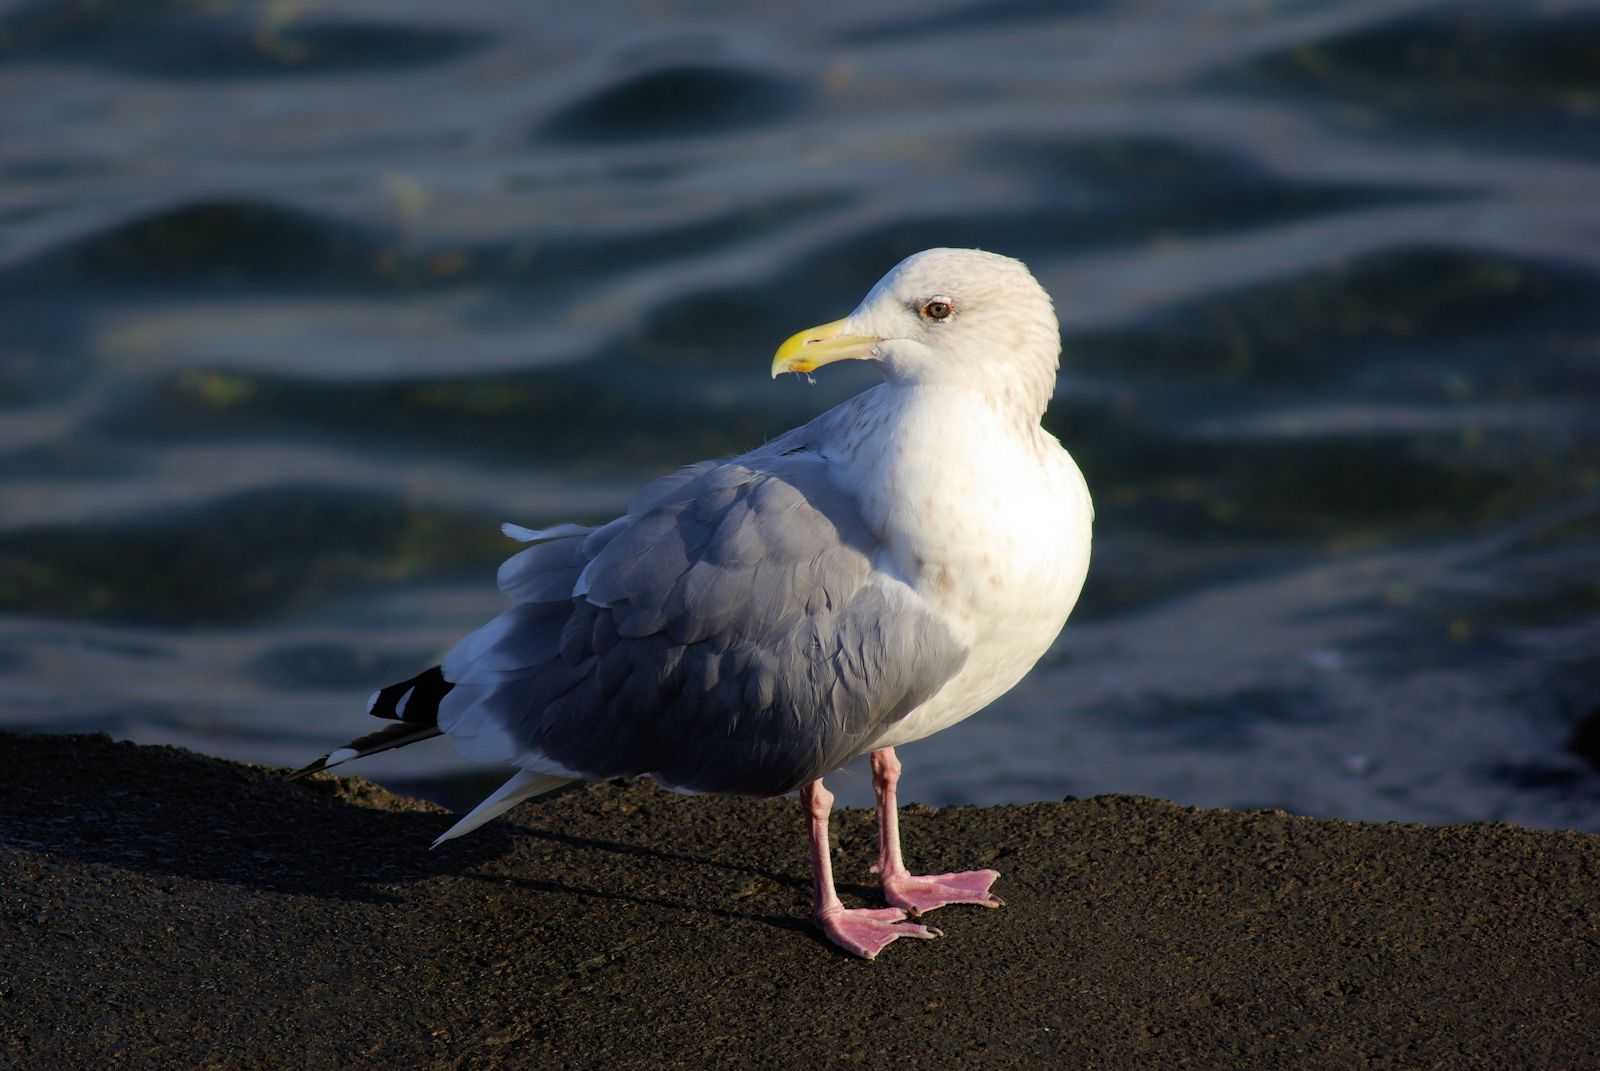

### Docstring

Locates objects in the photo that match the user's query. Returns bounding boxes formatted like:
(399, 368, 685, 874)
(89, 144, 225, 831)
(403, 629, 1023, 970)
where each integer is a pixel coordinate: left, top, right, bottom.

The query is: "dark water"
(3, 0, 1598, 828)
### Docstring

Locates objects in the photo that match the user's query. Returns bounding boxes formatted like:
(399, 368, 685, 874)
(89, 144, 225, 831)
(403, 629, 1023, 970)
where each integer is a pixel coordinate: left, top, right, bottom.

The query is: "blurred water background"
(3, 0, 1599, 827)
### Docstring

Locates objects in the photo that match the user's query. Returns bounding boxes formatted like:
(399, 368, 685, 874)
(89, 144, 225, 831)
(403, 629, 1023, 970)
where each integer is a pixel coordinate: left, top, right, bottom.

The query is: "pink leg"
(870, 747, 1003, 916)
(802, 778, 940, 960)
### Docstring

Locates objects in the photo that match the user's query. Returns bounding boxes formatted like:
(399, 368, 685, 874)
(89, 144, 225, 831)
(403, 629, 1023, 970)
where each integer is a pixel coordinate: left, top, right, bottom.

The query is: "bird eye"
(920, 297, 954, 321)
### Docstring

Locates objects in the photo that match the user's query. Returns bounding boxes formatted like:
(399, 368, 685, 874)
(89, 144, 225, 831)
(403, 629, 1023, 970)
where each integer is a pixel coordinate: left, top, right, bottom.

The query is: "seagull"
(294, 248, 1093, 959)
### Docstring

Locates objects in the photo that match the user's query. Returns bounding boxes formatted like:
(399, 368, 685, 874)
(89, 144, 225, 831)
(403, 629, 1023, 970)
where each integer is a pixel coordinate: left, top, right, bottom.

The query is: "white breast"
(833, 386, 1093, 752)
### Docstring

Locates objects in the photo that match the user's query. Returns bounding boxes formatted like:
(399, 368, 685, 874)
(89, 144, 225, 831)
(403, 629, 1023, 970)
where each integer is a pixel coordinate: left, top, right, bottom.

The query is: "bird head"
(770, 248, 1061, 416)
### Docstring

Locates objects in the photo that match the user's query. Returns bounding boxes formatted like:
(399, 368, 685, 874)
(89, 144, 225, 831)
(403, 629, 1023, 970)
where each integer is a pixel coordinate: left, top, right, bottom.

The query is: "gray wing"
(436, 447, 968, 796)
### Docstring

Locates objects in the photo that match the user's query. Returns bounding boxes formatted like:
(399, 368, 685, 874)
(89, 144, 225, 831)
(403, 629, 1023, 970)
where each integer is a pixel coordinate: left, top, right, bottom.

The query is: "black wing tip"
(368, 665, 453, 726)
(287, 666, 452, 782)
(286, 746, 358, 781)
(285, 726, 442, 783)
(286, 756, 333, 781)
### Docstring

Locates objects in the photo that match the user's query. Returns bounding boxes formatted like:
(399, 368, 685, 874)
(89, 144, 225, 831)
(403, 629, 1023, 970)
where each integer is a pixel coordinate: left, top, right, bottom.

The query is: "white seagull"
(295, 248, 1093, 959)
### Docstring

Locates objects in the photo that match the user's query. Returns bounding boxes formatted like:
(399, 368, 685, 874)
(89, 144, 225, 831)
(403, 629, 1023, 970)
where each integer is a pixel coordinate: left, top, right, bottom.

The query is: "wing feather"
(439, 449, 967, 796)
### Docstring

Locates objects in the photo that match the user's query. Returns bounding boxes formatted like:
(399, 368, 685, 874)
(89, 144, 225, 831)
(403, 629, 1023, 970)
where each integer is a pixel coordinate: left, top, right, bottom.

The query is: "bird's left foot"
(818, 906, 942, 960)
(881, 868, 1004, 916)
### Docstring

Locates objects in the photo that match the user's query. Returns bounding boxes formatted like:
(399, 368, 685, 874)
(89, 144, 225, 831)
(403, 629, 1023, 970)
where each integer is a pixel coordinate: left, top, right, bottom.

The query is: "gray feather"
(438, 450, 967, 796)
(496, 536, 588, 603)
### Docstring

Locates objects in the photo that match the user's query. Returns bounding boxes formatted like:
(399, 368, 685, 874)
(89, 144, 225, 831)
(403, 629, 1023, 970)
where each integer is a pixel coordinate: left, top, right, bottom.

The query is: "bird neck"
(982, 356, 1058, 429)
(882, 358, 1057, 431)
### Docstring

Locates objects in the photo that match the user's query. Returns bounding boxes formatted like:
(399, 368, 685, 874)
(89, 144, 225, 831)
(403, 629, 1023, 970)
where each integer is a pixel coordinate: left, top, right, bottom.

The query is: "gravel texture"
(3, 732, 1598, 1069)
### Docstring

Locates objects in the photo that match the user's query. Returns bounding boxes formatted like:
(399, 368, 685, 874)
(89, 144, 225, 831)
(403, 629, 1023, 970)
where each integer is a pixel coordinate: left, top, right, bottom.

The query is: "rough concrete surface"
(2, 732, 1598, 1069)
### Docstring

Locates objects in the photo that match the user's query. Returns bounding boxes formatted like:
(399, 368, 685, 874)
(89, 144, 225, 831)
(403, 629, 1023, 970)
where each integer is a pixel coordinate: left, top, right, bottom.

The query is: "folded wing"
(439, 448, 968, 796)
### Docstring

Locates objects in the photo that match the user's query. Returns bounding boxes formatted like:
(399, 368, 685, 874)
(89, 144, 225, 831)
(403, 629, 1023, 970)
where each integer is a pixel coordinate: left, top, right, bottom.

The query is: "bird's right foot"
(817, 906, 941, 960)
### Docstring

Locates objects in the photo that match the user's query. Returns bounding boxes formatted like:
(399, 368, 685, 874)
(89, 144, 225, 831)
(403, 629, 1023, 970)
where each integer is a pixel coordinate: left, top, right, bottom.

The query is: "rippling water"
(3, 0, 1598, 828)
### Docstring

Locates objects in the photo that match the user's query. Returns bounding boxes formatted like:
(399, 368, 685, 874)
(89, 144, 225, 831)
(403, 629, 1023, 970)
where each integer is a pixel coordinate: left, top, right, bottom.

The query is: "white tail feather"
(431, 770, 573, 848)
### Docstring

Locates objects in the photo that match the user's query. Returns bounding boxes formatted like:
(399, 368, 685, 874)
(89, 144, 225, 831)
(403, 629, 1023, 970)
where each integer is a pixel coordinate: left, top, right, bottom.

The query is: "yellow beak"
(770, 318, 880, 378)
